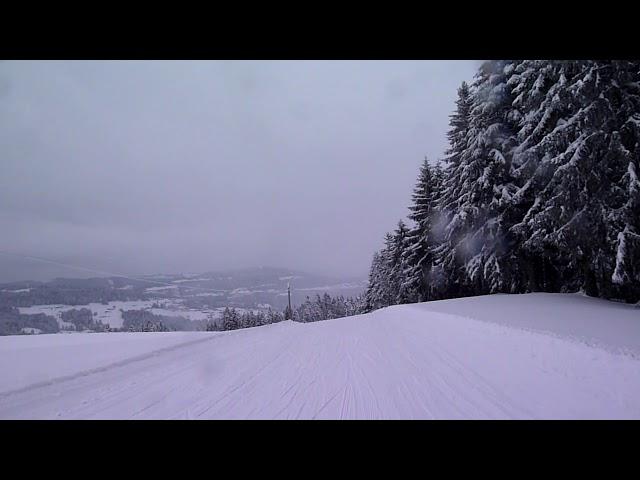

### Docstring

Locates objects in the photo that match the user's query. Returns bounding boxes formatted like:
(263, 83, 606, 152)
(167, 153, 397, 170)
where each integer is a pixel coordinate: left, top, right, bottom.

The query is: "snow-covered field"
(19, 301, 217, 328)
(1, 293, 639, 419)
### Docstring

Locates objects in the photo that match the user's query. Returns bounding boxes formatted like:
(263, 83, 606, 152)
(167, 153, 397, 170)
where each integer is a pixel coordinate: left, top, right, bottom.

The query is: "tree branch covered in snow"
(364, 60, 640, 310)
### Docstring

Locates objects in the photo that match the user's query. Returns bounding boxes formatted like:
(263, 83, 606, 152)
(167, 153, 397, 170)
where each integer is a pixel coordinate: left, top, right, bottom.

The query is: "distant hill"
(0, 267, 366, 310)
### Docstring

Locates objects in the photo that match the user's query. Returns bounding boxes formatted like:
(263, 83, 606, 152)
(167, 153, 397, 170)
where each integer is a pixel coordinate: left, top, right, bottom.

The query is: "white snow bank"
(416, 293, 640, 355)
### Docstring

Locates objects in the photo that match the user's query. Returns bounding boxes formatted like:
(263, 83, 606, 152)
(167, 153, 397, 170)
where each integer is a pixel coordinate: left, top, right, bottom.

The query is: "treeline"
(293, 294, 362, 323)
(205, 294, 364, 330)
(206, 307, 285, 331)
(0, 306, 59, 335)
(60, 308, 109, 332)
(364, 60, 640, 312)
(0, 295, 367, 336)
(126, 301, 359, 333)
(0, 285, 147, 308)
(121, 309, 206, 332)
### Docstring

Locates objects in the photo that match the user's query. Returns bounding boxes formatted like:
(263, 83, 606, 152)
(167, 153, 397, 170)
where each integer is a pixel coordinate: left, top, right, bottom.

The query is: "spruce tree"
(363, 252, 384, 312)
(400, 158, 443, 302)
(435, 80, 474, 297)
(387, 221, 410, 304)
(439, 61, 518, 295)
(509, 61, 640, 300)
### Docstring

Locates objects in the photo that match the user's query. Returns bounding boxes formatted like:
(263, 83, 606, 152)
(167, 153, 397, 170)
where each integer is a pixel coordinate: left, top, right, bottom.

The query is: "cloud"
(0, 60, 478, 281)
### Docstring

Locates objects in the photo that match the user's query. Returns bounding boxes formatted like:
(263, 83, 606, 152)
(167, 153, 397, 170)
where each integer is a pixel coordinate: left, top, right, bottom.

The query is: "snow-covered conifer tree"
(400, 158, 443, 302)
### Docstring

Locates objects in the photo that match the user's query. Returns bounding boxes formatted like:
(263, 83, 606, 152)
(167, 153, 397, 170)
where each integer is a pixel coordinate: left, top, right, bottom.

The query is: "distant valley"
(0, 267, 366, 335)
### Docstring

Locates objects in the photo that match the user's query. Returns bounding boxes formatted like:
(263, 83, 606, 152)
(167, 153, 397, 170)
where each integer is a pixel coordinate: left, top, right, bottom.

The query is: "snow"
(296, 282, 366, 292)
(1, 293, 639, 419)
(627, 161, 640, 191)
(0, 332, 216, 395)
(613, 230, 628, 285)
(20, 301, 152, 329)
(230, 288, 251, 295)
(18, 300, 214, 328)
(418, 293, 640, 355)
(145, 286, 178, 292)
(20, 327, 42, 335)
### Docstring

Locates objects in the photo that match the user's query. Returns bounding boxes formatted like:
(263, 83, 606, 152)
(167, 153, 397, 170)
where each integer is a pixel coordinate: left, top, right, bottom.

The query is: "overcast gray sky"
(0, 60, 479, 282)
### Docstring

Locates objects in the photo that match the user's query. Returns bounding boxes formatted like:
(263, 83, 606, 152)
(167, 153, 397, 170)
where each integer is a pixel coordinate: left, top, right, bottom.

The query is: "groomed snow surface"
(1, 293, 639, 419)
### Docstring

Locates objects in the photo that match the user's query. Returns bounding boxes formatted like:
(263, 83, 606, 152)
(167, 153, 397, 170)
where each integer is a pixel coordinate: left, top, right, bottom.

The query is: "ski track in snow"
(0, 293, 639, 419)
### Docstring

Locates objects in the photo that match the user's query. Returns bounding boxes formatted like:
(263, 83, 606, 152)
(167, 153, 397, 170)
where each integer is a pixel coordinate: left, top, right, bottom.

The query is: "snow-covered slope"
(0, 293, 638, 419)
(416, 293, 640, 355)
(0, 332, 216, 394)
